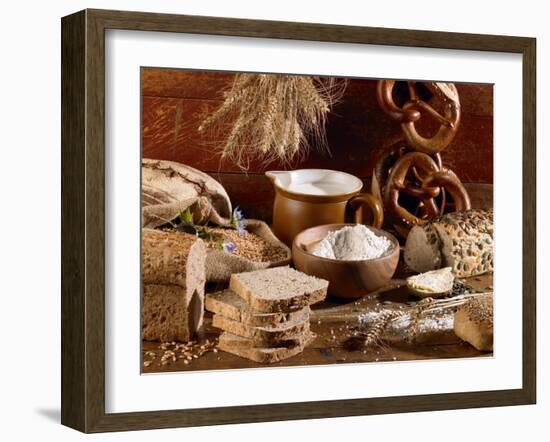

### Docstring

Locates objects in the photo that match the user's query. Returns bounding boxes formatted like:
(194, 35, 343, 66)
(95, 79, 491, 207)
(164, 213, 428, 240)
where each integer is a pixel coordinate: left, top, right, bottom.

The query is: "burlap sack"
(205, 219, 291, 283)
(142, 158, 232, 228)
(141, 158, 291, 283)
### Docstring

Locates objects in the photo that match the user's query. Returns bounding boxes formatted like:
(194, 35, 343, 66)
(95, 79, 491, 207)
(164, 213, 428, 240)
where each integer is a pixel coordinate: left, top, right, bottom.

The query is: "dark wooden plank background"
(141, 68, 493, 220)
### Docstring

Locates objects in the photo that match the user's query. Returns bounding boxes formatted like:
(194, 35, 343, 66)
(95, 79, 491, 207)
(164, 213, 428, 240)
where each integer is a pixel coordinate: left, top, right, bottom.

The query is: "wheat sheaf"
(198, 73, 346, 169)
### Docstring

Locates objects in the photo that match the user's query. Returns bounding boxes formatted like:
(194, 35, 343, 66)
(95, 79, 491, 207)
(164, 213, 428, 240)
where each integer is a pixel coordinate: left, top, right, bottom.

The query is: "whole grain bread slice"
(212, 309, 310, 345)
(229, 266, 328, 313)
(218, 331, 315, 363)
(205, 289, 309, 326)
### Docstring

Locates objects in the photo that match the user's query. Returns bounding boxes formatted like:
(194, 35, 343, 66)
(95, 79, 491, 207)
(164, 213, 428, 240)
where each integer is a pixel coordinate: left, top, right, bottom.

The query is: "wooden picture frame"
(61, 8, 536, 433)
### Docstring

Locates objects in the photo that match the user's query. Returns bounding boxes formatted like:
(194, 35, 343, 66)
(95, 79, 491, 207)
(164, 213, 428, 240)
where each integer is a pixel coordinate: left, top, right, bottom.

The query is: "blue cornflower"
(231, 207, 247, 235)
(222, 241, 237, 254)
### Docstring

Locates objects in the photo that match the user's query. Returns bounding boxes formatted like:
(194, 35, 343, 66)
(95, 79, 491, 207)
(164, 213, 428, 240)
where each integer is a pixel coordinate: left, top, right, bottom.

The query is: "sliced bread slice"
(212, 309, 310, 345)
(229, 266, 328, 313)
(406, 267, 454, 298)
(218, 331, 315, 363)
(205, 289, 309, 326)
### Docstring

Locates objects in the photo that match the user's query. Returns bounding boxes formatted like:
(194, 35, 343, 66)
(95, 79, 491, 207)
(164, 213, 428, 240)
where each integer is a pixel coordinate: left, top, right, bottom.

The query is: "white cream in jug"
(287, 182, 352, 195)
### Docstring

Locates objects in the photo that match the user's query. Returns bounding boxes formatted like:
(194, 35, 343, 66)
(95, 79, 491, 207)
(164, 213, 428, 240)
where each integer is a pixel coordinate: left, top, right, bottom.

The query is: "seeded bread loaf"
(212, 310, 310, 345)
(205, 290, 308, 326)
(229, 267, 328, 313)
(404, 209, 493, 277)
(218, 331, 315, 363)
(406, 267, 454, 298)
(453, 292, 493, 351)
(141, 229, 206, 341)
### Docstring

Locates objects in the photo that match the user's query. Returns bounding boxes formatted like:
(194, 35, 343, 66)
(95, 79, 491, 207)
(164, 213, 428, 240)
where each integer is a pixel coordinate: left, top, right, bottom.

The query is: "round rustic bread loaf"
(142, 158, 232, 228)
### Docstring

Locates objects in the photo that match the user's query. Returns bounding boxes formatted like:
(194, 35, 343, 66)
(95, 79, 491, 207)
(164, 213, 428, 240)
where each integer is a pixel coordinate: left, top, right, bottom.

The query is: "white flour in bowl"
(311, 224, 392, 260)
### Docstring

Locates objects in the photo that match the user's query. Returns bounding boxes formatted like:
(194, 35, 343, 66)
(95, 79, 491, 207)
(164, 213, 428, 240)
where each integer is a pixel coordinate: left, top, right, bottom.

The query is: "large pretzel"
(384, 153, 471, 229)
(376, 80, 461, 154)
(421, 169, 471, 212)
(373, 144, 443, 204)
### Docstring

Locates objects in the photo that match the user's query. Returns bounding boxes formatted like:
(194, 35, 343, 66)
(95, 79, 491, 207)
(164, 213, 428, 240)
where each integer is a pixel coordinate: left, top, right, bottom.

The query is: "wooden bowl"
(292, 223, 400, 299)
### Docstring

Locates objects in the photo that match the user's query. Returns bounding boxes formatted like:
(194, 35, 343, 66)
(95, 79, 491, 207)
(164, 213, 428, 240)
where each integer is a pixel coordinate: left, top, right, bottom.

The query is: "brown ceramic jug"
(266, 169, 383, 246)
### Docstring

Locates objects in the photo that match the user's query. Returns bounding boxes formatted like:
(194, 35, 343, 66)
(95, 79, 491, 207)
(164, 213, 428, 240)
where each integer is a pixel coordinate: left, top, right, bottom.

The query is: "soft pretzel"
(376, 80, 461, 155)
(376, 80, 421, 123)
(383, 154, 471, 231)
(384, 152, 441, 227)
(401, 100, 460, 155)
(421, 169, 471, 213)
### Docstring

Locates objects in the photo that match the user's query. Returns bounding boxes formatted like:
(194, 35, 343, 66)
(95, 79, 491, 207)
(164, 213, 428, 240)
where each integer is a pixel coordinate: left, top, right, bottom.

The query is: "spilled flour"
(311, 224, 392, 260)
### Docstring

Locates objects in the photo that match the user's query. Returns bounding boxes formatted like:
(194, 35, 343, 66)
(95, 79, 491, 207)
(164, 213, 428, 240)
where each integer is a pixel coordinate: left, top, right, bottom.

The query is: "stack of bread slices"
(206, 266, 328, 363)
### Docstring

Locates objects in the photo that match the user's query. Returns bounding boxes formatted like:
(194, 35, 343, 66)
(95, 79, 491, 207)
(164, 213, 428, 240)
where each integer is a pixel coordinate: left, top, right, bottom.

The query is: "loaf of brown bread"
(404, 209, 493, 277)
(141, 229, 206, 341)
(453, 292, 493, 351)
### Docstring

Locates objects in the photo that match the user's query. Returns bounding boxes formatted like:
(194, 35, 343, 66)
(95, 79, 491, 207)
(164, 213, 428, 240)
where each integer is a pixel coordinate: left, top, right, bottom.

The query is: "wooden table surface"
(142, 273, 493, 374)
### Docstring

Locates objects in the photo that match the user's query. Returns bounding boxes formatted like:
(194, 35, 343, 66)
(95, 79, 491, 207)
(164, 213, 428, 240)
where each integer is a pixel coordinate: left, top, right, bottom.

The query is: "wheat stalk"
(361, 310, 405, 347)
(358, 292, 491, 349)
(198, 73, 346, 169)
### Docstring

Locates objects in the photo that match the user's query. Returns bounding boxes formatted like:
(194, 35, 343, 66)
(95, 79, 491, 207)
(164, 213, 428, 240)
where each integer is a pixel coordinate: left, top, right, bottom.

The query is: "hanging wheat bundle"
(198, 73, 346, 169)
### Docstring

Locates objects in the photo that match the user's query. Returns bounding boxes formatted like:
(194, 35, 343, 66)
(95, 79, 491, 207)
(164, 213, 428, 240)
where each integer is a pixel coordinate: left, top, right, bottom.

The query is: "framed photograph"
(61, 9, 536, 433)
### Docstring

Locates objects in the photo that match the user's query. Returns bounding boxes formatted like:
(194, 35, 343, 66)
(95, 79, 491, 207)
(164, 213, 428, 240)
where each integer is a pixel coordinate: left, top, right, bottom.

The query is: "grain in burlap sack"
(205, 219, 291, 283)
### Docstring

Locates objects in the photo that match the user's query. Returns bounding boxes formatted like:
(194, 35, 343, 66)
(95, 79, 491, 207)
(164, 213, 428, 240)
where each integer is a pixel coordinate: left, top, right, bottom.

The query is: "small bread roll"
(453, 293, 493, 351)
(406, 267, 454, 298)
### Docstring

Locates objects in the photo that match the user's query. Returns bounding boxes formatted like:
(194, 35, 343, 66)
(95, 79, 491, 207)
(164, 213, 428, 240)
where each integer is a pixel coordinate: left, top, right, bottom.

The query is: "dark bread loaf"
(141, 229, 206, 341)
